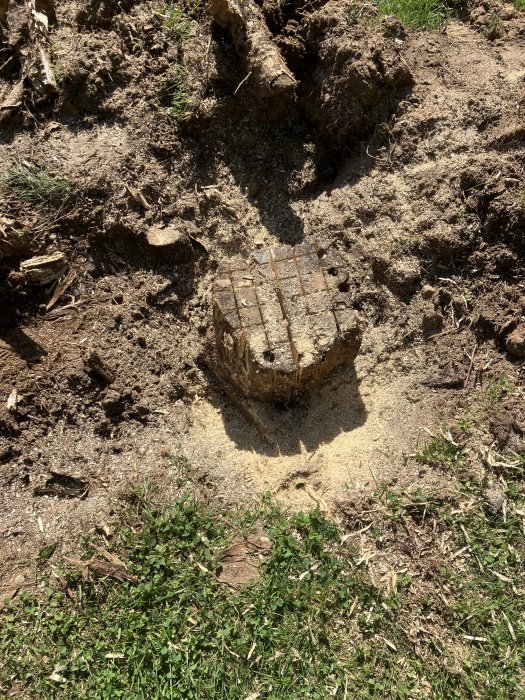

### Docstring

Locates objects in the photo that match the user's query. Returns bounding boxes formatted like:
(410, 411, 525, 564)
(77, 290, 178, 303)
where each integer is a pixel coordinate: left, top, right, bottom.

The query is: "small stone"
(420, 284, 436, 300)
(483, 482, 506, 515)
(507, 325, 525, 359)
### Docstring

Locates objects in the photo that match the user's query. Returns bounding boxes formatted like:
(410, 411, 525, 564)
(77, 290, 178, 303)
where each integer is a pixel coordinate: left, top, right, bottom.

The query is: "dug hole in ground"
(0, 0, 524, 623)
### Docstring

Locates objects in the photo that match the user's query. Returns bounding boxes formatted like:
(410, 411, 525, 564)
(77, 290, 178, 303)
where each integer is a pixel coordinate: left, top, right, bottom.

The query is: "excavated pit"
(212, 242, 364, 401)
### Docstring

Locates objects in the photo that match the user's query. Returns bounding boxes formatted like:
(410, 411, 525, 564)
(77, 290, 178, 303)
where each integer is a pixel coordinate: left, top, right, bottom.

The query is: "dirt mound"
(301, 2, 413, 145)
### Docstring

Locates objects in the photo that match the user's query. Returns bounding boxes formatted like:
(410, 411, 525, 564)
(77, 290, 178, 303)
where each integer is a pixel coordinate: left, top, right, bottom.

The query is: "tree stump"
(212, 242, 364, 401)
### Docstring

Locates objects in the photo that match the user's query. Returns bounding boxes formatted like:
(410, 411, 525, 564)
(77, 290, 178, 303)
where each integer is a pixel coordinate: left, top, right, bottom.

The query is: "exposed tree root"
(207, 0, 297, 96)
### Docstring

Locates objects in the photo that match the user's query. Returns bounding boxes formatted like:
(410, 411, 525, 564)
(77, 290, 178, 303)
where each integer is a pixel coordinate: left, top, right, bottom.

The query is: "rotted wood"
(0, 0, 57, 122)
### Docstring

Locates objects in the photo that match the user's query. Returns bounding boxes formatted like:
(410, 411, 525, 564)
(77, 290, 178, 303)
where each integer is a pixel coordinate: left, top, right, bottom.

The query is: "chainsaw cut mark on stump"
(213, 242, 364, 401)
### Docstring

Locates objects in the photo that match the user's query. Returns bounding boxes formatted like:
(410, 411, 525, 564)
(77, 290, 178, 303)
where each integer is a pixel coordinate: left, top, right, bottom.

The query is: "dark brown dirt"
(0, 0, 524, 593)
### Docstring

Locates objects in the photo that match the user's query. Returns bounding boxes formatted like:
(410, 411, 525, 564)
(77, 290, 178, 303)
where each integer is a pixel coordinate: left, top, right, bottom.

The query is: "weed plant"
(167, 65, 193, 121)
(1, 164, 71, 205)
(162, 1, 201, 38)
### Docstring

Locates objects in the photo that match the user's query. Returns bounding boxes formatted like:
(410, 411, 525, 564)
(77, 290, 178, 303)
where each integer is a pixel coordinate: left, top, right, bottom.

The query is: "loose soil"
(1, 0, 524, 596)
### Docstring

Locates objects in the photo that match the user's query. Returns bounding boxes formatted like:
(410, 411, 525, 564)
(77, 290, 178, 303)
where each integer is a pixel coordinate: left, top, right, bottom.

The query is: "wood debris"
(20, 252, 67, 284)
(0, 0, 57, 123)
(65, 545, 138, 583)
(0, 216, 36, 259)
(46, 269, 76, 310)
(218, 529, 271, 590)
(33, 471, 89, 499)
(125, 184, 151, 210)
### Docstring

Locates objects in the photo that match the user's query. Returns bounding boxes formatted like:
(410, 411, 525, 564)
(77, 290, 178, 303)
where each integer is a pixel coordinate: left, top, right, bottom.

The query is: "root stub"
(212, 243, 364, 401)
(207, 0, 297, 96)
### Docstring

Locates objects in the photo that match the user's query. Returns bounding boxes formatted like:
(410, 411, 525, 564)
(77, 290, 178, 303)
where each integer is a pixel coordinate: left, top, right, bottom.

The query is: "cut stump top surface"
(212, 242, 364, 401)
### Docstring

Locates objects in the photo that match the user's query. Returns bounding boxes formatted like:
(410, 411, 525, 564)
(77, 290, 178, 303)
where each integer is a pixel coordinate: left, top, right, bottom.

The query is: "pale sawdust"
(185, 347, 436, 510)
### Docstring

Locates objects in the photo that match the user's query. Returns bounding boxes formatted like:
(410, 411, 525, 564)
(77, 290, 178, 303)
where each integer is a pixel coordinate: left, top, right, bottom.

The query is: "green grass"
(166, 65, 193, 121)
(375, 0, 450, 29)
(416, 433, 465, 471)
(0, 494, 396, 699)
(1, 429, 524, 699)
(1, 164, 71, 205)
(161, 1, 201, 38)
(515, 0, 525, 11)
(472, 375, 516, 421)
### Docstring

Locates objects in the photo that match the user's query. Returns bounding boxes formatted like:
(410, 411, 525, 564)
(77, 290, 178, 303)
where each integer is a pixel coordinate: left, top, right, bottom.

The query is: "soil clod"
(506, 325, 525, 359)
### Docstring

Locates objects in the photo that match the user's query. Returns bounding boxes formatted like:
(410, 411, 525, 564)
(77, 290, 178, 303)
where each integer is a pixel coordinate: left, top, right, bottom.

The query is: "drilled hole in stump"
(317, 248, 327, 259)
(327, 267, 338, 276)
(338, 281, 350, 292)
(263, 350, 275, 363)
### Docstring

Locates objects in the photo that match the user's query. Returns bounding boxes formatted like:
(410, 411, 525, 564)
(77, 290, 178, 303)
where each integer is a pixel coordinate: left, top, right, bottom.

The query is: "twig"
(234, 70, 252, 95)
(0, 54, 14, 73)
(464, 343, 478, 388)
(204, 33, 213, 89)
(428, 328, 459, 340)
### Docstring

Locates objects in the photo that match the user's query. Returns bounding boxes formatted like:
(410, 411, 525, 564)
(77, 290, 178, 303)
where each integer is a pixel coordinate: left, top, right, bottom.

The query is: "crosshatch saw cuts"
(213, 242, 365, 401)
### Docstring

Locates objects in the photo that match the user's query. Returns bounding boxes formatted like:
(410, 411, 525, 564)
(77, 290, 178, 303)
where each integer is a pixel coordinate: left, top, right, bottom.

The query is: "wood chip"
(20, 252, 67, 285)
(7, 388, 18, 412)
(46, 269, 76, 311)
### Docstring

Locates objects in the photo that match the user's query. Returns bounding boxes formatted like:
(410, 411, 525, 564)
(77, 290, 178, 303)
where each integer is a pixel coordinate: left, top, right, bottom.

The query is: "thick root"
(207, 0, 296, 96)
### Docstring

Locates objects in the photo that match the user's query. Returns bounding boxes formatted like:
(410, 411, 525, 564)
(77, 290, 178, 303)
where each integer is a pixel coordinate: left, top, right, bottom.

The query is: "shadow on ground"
(209, 363, 367, 457)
